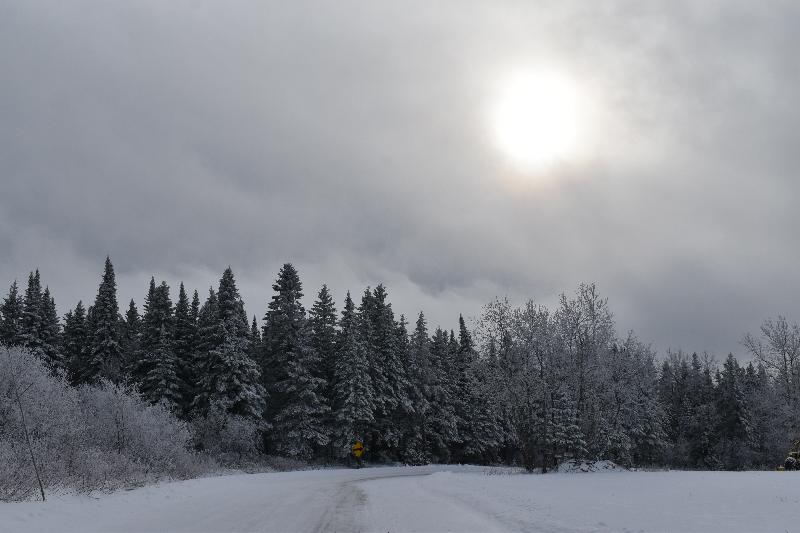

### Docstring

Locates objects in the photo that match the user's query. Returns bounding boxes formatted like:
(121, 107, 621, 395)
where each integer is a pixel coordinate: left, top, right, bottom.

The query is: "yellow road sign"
(352, 440, 365, 458)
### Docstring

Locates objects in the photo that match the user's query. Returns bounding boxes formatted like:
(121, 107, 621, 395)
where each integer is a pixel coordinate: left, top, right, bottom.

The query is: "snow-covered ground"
(2, 465, 799, 532)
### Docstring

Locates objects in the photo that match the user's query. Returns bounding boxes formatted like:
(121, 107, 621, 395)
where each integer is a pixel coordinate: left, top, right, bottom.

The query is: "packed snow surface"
(2, 465, 799, 532)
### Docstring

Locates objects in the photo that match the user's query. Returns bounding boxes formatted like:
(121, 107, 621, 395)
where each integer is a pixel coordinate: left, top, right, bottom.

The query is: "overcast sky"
(2, 1, 799, 357)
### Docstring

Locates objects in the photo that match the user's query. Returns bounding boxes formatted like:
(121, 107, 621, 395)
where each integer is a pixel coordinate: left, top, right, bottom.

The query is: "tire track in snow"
(354, 472, 511, 533)
(312, 469, 436, 533)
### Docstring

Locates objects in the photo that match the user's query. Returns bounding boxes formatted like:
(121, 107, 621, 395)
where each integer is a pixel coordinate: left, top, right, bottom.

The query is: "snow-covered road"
(3, 466, 800, 532)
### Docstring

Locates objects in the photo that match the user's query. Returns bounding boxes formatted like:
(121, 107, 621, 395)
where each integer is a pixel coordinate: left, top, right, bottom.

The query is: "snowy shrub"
(0, 440, 36, 501)
(190, 402, 262, 465)
(0, 347, 204, 500)
(73, 382, 200, 490)
(557, 459, 626, 473)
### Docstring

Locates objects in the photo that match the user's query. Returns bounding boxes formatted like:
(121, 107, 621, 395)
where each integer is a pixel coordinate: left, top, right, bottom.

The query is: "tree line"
(1, 257, 797, 470)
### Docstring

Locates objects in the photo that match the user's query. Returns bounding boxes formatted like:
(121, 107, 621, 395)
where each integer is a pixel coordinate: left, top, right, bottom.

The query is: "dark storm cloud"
(2, 0, 800, 356)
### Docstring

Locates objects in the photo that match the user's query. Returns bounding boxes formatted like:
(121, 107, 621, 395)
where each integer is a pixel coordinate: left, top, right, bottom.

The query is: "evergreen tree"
(249, 315, 261, 358)
(446, 329, 466, 451)
(261, 264, 307, 422)
(309, 285, 337, 407)
(686, 353, 719, 468)
(137, 279, 181, 408)
(450, 315, 477, 461)
(85, 257, 123, 383)
(658, 352, 692, 466)
(0, 281, 23, 346)
(190, 290, 201, 325)
(394, 313, 421, 460)
(39, 287, 61, 371)
(463, 353, 503, 463)
(62, 301, 88, 385)
(309, 285, 338, 453)
(211, 267, 265, 418)
(333, 292, 374, 457)
(548, 388, 586, 465)
(196, 269, 265, 419)
(365, 285, 410, 460)
(262, 264, 328, 457)
(20, 270, 43, 354)
(131, 279, 157, 384)
(426, 327, 459, 462)
(715, 354, 751, 469)
(120, 299, 141, 381)
(173, 283, 198, 417)
(743, 362, 783, 467)
(192, 288, 219, 415)
(401, 312, 432, 464)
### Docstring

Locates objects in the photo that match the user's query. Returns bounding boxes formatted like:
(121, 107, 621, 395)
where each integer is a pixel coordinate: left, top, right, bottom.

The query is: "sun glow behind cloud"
(490, 68, 587, 174)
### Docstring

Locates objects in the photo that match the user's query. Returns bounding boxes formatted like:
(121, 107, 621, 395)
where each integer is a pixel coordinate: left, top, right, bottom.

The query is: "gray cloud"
(2, 0, 799, 356)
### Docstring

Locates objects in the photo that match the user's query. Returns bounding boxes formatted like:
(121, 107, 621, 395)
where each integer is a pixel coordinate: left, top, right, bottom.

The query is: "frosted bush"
(0, 440, 35, 501)
(190, 402, 262, 465)
(0, 347, 204, 500)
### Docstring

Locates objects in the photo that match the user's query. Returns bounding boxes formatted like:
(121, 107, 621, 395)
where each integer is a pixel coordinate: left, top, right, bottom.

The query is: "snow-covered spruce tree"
(423, 328, 458, 463)
(130, 280, 156, 384)
(249, 314, 261, 360)
(0, 281, 23, 347)
(120, 299, 141, 382)
(197, 268, 265, 420)
(20, 270, 43, 355)
(173, 283, 198, 418)
(456, 314, 502, 463)
(137, 279, 181, 409)
(272, 326, 329, 459)
(394, 313, 422, 461)
(309, 284, 338, 455)
(261, 264, 304, 423)
(400, 312, 432, 464)
(191, 287, 219, 416)
(425, 327, 458, 462)
(714, 354, 752, 469)
(190, 290, 201, 330)
(658, 351, 721, 469)
(548, 387, 586, 466)
(445, 329, 467, 456)
(262, 264, 328, 458)
(357, 285, 411, 460)
(62, 301, 89, 386)
(18, 272, 62, 372)
(742, 362, 785, 467)
(38, 287, 61, 372)
(449, 316, 474, 461)
(462, 358, 503, 463)
(84, 257, 123, 384)
(657, 352, 690, 467)
(686, 353, 719, 468)
(332, 292, 374, 458)
(622, 337, 665, 466)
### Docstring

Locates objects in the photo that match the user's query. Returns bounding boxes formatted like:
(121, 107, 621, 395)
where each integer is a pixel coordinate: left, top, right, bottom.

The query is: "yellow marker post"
(352, 440, 365, 458)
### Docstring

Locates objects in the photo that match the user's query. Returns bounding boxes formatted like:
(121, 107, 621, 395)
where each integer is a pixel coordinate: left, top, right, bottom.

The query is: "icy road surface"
(2, 465, 800, 532)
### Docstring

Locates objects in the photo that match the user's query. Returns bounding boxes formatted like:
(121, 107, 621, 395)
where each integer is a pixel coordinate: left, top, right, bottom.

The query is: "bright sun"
(491, 68, 584, 172)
